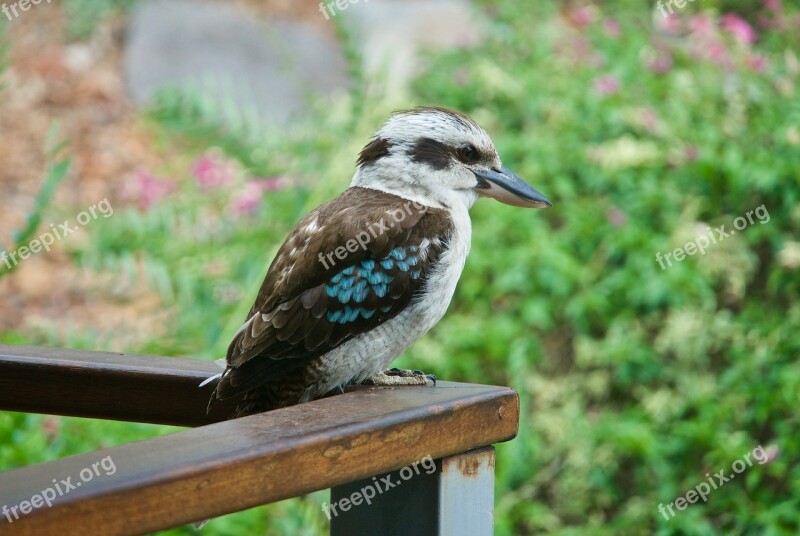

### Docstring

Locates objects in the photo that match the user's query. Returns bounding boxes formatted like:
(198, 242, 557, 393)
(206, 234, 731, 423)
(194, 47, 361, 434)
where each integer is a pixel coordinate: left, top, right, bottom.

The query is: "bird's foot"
(363, 368, 437, 387)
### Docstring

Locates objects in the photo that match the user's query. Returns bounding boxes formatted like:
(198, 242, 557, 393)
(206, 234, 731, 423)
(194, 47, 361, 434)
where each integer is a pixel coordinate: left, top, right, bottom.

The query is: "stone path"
(124, 0, 484, 126)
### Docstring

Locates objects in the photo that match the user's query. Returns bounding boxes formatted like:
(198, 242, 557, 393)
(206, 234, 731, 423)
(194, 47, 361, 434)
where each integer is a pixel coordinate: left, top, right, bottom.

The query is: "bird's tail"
(191, 518, 211, 530)
(200, 358, 228, 414)
(230, 385, 289, 418)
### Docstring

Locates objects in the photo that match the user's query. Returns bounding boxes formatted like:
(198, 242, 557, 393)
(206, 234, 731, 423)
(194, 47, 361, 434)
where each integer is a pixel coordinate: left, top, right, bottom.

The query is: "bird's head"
(351, 107, 552, 210)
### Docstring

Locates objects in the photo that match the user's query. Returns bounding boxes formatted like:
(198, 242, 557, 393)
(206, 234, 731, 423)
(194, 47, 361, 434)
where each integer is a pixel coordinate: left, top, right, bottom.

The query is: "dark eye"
(456, 144, 480, 164)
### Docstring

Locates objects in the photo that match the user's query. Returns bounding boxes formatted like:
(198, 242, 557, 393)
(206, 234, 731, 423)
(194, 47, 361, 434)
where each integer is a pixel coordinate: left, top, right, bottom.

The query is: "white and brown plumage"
(205, 107, 552, 417)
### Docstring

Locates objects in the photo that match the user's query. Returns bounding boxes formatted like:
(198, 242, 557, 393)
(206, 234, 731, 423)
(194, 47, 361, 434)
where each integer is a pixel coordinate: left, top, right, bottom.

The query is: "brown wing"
(210, 187, 451, 403)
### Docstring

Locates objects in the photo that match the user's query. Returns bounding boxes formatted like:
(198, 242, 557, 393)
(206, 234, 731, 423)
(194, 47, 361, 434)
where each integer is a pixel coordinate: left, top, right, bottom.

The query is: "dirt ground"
(0, 1, 323, 347)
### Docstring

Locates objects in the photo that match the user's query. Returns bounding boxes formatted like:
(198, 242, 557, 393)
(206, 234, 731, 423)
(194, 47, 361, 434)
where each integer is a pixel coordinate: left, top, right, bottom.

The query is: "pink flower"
(603, 18, 621, 38)
(706, 41, 731, 68)
(42, 416, 61, 442)
(748, 53, 768, 71)
(565, 6, 596, 29)
(229, 181, 264, 215)
(646, 51, 673, 74)
(638, 107, 660, 133)
(249, 176, 290, 191)
(684, 145, 699, 163)
(721, 13, 756, 45)
(593, 74, 620, 96)
(192, 150, 238, 190)
(121, 171, 175, 210)
(687, 14, 715, 38)
(562, 36, 606, 68)
(656, 15, 682, 34)
(765, 0, 781, 12)
(762, 444, 780, 464)
(607, 208, 627, 227)
(228, 177, 289, 215)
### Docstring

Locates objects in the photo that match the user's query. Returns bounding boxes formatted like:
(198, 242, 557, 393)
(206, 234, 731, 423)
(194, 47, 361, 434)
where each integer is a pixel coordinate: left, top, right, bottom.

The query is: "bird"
(204, 106, 552, 418)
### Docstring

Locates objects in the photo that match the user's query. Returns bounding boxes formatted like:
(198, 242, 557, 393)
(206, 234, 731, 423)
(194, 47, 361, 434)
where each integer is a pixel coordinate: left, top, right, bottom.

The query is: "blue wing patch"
(324, 246, 424, 324)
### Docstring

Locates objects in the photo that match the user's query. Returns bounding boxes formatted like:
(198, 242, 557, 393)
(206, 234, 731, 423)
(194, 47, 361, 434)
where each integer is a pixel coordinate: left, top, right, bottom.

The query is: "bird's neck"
(350, 168, 478, 211)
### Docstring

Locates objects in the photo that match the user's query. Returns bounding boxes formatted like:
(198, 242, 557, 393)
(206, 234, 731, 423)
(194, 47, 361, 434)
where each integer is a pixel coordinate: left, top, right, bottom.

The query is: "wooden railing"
(0, 345, 519, 535)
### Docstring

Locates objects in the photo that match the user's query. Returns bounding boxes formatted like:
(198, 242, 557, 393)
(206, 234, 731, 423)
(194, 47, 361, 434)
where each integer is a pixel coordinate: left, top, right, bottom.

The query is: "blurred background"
(1, 0, 798, 534)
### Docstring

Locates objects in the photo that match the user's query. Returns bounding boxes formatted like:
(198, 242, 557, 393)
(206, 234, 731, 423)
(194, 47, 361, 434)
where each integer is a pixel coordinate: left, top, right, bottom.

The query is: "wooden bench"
(0, 345, 519, 535)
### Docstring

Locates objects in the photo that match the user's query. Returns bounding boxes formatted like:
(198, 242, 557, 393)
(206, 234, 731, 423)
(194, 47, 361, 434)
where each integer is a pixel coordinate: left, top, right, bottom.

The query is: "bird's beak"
(472, 166, 552, 208)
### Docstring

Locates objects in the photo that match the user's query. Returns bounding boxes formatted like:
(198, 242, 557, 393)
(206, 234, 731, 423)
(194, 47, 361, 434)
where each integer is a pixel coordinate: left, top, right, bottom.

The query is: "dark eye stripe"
(409, 138, 452, 170)
(409, 138, 485, 170)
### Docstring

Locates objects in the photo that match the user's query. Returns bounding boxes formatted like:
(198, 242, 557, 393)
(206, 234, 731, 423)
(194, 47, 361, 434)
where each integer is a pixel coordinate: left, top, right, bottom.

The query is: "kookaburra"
(205, 107, 551, 417)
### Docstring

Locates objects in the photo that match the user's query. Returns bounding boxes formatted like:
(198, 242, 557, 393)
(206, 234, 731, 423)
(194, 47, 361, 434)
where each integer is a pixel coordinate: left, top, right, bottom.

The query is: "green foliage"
(0, 127, 71, 280)
(3, 0, 800, 534)
(147, 86, 274, 173)
(63, 0, 135, 40)
(0, 22, 8, 91)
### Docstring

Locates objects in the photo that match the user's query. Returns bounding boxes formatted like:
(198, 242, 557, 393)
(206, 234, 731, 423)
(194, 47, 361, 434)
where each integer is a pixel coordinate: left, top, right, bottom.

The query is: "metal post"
(330, 446, 495, 536)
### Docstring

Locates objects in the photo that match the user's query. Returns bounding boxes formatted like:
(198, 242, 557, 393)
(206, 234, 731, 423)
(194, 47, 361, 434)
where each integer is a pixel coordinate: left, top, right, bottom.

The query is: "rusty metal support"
(330, 447, 495, 536)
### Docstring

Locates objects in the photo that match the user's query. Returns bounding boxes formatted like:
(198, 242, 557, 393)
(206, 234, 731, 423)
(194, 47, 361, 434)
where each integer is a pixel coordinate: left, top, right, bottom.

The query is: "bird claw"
(363, 368, 437, 387)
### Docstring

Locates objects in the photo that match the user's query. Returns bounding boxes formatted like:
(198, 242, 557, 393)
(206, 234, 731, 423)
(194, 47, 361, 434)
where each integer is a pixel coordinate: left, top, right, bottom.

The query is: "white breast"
(304, 202, 472, 400)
